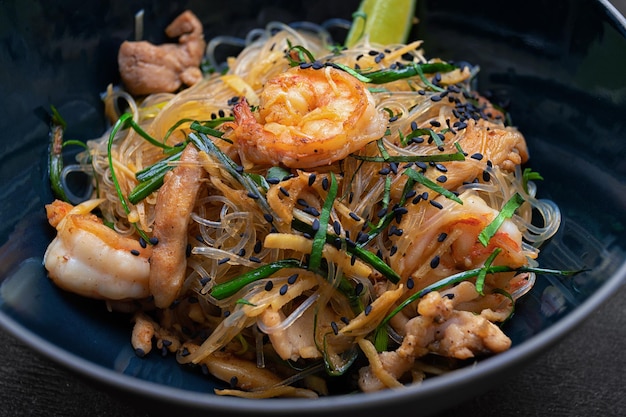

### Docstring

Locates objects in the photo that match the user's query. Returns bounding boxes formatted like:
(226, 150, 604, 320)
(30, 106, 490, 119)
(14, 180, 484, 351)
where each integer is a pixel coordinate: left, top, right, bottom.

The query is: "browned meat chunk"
(118, 10, 206, 95)
(149, 144, 205, 308)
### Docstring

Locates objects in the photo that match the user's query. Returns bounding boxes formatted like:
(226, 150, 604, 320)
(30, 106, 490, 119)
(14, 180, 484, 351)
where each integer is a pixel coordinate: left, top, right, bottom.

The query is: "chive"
(210, 259, 302, 300)
(478, 193, 525, 246)
(403, 168, 463, 205)
(128, 150, 185, 204)
(188, 131, 275, 218)
(309, 173, 338, 273)
(48, 107, 69, 202)
(285, 40, 317, 66)
(352, 141, 465, 164)
(135, 151, 183, 182)
(359, 62, 456, 85)
(165, 117, 233, 145)
(189, 120, 230, 142)
(522, 168, 543, 193)
(291, 218, 400, 283)
(379, 265, 581, 330)
(475, 248, 501, 295)
(364, 175, 416, 245)
(116, 112, 174, 150)
(107, 114, 150, 241)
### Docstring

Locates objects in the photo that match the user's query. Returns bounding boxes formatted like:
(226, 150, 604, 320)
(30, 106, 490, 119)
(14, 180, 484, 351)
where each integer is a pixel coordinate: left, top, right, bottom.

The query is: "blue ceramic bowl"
(1, 0, 625, 416)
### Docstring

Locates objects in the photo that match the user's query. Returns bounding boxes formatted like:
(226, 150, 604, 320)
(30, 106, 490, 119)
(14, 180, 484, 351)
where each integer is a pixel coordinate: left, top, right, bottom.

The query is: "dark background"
(1, 1, 625, 416)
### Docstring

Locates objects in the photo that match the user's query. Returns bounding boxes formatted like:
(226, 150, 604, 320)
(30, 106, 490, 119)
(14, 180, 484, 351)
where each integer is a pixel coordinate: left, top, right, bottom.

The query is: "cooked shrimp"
(118, 10, 206, 95)
(390, 190, 530, 292)
(43, 199, 152, 300)
(227, 65, 387, 168)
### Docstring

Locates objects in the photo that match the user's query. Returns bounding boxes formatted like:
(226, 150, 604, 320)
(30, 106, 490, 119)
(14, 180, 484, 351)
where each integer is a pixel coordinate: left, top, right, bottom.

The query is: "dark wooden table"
(1, 278, 625, 417)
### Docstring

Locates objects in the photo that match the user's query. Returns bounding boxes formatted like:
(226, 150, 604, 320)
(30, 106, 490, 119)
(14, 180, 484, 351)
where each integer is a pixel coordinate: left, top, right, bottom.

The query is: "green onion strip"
(309, 172, 338, 273)
(478, 193, 525, 246)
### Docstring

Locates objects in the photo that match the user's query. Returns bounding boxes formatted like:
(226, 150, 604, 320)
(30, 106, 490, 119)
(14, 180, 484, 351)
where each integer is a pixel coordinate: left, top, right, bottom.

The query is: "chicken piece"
(149, 144, 206, 308)
(118, 10, 206, 95)
(358, 290, 511, 392)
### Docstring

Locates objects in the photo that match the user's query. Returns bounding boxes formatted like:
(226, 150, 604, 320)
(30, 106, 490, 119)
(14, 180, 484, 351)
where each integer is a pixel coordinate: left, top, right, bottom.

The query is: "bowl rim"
(1, 262, 624, 414)
(1, 0, 626, 414)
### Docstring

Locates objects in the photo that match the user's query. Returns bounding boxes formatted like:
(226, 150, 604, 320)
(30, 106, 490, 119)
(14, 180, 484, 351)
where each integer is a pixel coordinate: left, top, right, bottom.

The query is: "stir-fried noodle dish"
(44, 10, 564, 397)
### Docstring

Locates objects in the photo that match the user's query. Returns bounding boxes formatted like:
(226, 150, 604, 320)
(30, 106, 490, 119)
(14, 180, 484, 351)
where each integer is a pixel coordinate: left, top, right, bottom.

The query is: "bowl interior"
(1, 0, 625, 416)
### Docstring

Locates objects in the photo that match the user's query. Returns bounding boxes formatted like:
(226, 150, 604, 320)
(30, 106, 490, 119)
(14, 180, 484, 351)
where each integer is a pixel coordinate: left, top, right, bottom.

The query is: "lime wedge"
(345, 0, 417, 47)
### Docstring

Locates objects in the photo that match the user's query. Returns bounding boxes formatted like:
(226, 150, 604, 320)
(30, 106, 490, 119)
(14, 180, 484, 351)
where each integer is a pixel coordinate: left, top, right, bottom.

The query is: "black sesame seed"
(438, 232, 448, 242)
(279, 284, 289, 295)
(407, 277, 415, 289)
(431, 95, 442, 102)
(218, 257, 230, 265)
(469, 153, 483, 160)
(331, 321, 339, 335)
(430, 255, 440, 268)
(368, 50, 379, 56)
(379, 167, 390, 175)
(247, 191, 259, 199)
(299, 62, 313, 69)
(304, 206, 320, 216)
(443, 293, 455, 299)
(238, 248, 246, 256)
(349, 212, 361, 221)
(297, 198, 309, 207)
(377, 207, 388, 218)
(436, 175, 448, 183)
(279, 186, 290, 197)
(430, 200, 443, 209)
(287, 274, 298, 284)
(249, 256, 262, 263)
(308, 173, 316, 186)
(181, 347, 190, 357)
(149, 237, 159, 245)
(322, 177, 329, 190)
(263, 213, 274, 223)
(266, 177, 280, 184)
(364, 304, 372, 316)
(355, 282, 364, 295)
(410, 121, 418, 131)
(230, 376, 238, 387)
(254, 240, 262, 253)
(139, 237, 147, 248)
(130, 249, 140, 256)
(312, 219, 320, 231)
(390, 245, 398, 256)
(482, 170, 491, 182)
(356, 231, 369, 244)
(333, 220, 341, 235)
(223, 310, 230, 317)
(434, 163, 448, 172)
(134, 348, 145, 357)
(340, 316, 350, 324)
